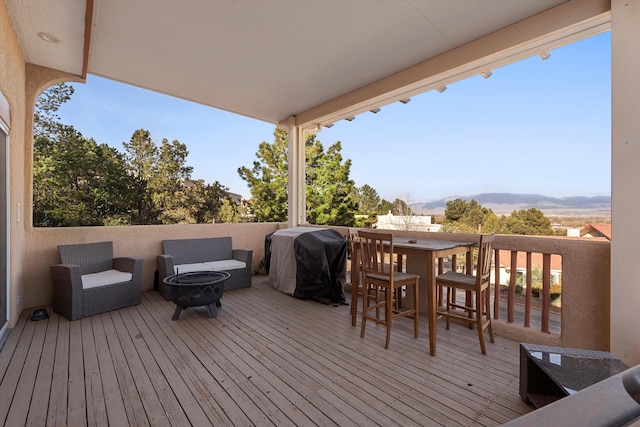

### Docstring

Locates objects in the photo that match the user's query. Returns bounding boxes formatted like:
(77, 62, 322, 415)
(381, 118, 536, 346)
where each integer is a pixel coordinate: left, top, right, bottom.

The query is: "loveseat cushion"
(174, 260, 246, 275)
(203, 260, 246, 271)
(173, 263, 211, 274)
(81, 269, 133, 289)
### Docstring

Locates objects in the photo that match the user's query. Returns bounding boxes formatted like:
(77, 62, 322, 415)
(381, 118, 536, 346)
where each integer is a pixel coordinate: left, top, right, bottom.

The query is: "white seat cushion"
(203, 260, 246, 271)
(82, 269, 133, 289)
(174, 263, 214, 274)
(175, 260, 246, 275)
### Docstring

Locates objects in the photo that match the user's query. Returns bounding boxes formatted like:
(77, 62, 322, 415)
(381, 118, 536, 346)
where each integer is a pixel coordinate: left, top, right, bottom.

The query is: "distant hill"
(413, 193, 611, 216)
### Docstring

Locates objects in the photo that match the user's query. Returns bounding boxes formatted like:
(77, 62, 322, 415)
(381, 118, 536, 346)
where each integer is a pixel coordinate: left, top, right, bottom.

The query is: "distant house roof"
(580, 223, 612, 240)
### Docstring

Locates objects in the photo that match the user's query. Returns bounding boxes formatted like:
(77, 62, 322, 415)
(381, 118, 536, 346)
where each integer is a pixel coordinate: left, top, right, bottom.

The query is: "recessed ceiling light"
(38, 32, 59, 43)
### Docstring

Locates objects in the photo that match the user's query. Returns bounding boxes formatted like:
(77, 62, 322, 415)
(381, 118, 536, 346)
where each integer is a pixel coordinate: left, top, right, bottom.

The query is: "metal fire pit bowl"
(163, 271, 230, 320)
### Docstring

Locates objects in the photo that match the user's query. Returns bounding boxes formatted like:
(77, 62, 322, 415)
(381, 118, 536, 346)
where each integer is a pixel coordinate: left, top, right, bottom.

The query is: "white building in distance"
(376, 211, 442, 232)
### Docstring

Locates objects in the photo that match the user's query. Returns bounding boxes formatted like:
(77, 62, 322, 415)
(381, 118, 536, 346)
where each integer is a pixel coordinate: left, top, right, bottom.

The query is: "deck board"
(0, 313, 36, 424)
(0, 276, 532, 426)
(27, 313, 58, 426)
(93, 314, 130, 427)
(5, 315, 48, 426)
(47, 315, 69, 427)
(131, 303, 211, 426)
(82, 316, 108, 427)
(68, 319, 87, 427)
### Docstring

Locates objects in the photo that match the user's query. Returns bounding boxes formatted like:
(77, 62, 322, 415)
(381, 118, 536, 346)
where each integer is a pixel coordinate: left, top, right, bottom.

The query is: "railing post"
(493, 249, 500, 320)
(508, 251, 518, 323)
(437, 257, 444, 307)
(525, 252, 532, 328)
(542, 254, 551, 333)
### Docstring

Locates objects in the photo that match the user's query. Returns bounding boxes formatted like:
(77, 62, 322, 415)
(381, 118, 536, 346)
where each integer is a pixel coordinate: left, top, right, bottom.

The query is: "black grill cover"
(292, 229, 347, 304)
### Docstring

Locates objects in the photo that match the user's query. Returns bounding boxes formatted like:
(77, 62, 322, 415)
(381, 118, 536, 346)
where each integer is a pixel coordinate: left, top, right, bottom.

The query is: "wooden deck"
(0, 277, 532, 426)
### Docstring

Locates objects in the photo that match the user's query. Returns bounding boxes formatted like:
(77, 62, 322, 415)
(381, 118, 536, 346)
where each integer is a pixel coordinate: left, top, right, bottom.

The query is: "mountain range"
(412, 193, 611, 216)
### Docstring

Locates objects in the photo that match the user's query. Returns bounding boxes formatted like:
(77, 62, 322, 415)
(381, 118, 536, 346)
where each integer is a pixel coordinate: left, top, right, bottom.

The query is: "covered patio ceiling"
(7, 0, 609, 129)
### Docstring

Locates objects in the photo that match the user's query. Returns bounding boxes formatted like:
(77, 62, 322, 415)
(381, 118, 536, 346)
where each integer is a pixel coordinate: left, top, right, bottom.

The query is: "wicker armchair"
(50, 241, 143, 320)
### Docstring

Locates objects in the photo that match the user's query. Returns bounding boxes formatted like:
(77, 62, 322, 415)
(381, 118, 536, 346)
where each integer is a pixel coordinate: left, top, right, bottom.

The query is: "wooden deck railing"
(488, 233, 609, 350)
(493, 249, 561, 334)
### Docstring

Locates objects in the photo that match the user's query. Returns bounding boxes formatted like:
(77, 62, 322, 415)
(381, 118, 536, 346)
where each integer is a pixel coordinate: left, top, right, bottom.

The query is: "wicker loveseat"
(50, 241, 143, 320)
(156, 237, 253, 300)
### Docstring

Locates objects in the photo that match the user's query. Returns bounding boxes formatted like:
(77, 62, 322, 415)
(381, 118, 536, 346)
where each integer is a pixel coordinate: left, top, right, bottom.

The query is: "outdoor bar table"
(351, 236, 476, 356)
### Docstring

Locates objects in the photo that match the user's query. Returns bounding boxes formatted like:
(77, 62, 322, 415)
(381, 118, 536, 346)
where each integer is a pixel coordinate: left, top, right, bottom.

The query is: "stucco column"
(611, 0, 640, 366)
(285, 117, 306, 227)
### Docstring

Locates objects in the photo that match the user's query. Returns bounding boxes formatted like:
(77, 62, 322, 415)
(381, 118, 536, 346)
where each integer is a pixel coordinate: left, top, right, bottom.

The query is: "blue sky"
(57, 32, 611, 203)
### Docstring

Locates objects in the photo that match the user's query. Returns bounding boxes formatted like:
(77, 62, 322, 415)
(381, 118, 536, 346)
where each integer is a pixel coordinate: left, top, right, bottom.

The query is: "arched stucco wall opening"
(25, 66, 84, 229)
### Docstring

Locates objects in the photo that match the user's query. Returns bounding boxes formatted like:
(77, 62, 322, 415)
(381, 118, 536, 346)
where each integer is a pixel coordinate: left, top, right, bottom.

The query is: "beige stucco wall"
(1, 1, 27, 329)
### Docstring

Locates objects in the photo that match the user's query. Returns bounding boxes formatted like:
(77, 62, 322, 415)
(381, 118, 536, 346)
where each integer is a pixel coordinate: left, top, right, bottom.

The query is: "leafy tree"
(33, 83, 136, 226)
(217, 198, 237, 223)
(442, 199, 559, 236)
(123, 130, 234, 225)
(482, 213, 502, 234)
(33, 85, 237, 226)
(218, 198, 253, 223)
(354, 184, 380, 214)
(238, 127, 289, 222)
(392, 198, 413, 216)
(33, 126, 133, 226)
(351, 184, 380, 228)
(442, 198, 498, 233)
(34, 82, 74, 139)
(190, 180, 232, 224)
(131, 178, 231, 225)
(123, 129, 159, 224)
(153, 138, 194, 223)
(238, 127, 357, 225)
(499, 208, 556, 235)
(515, 266, 558, 291)
(377, 199, 396, 215)
(440, 221, 478, 234)
(305, 137, 357, 226)
(444, 198, 468, 221)
(354, 215, 376, 228)
(463, 200, 487, 229)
